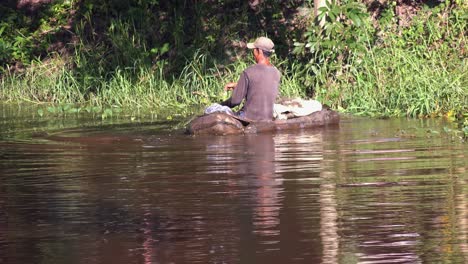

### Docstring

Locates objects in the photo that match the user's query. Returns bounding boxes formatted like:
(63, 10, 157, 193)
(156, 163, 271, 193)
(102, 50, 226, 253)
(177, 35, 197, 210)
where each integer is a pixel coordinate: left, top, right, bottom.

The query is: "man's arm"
(220, 72, 248, 107)
(224, 82, 237, 91)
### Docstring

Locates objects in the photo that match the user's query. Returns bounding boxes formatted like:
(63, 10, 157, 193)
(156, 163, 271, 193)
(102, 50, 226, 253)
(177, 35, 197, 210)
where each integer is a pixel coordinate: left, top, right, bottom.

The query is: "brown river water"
(0, 104, 467, 264)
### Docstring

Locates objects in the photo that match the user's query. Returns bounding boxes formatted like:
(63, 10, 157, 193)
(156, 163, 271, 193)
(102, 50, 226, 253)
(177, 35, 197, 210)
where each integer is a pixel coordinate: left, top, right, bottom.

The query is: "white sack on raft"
(273, 98, 323, 120)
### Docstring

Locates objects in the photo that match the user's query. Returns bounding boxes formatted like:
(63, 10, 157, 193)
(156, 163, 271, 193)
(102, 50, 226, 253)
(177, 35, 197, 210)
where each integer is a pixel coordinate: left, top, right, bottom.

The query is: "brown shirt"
(221, 64, 280, 121)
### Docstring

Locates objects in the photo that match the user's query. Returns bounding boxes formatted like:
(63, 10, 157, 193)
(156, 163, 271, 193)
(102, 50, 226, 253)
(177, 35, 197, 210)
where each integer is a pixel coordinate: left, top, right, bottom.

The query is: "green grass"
(1, 47, 465, 121)
(327, 45, 467, 118)
(312, 5, 467, 120)
(0, 53, 307, 119)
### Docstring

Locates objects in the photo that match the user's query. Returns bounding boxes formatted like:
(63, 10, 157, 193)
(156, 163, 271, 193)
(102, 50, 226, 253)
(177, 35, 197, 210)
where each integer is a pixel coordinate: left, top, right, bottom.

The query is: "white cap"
(246, 37, 275, 52)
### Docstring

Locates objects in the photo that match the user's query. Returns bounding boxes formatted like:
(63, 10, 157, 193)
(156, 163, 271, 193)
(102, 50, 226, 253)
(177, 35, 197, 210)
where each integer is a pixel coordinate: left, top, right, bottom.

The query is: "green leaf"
(0, 25, 6, 36)
(293, 42, 304, 47)
(63, 104, 71, 111)
(318, 11, 327, 21)
(462, 126, 468, 136)
(160, 43, 170, 55)
(349, 14, 361, 27)
(318, 6, 328, 13)
(112, 107, 122, 113)
(47, 106, 56, 113)
(68, 108, 79, 114)
(331, 5, 340, 16)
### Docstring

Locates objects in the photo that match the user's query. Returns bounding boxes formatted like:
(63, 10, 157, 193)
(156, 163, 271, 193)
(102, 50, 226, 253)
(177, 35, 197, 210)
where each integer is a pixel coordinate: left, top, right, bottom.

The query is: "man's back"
(223, 64, 280, 121)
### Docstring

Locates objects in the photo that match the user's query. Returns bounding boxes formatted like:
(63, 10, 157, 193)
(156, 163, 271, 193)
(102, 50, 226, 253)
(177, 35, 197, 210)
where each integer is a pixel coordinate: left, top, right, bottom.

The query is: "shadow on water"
(0, 104, 467, 263)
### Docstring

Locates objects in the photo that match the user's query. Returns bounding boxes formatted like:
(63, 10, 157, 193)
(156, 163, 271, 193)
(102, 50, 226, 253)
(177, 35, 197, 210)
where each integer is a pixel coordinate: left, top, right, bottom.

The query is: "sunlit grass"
(0, 51, 307, 118)
(1, 41, 465, 121)
(329, 45, 467, 118)
(311, 20, 467, 119)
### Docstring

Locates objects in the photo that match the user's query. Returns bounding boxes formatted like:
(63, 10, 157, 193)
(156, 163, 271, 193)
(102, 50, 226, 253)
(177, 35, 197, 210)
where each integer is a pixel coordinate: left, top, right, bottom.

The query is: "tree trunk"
(314, 0, 327, 27)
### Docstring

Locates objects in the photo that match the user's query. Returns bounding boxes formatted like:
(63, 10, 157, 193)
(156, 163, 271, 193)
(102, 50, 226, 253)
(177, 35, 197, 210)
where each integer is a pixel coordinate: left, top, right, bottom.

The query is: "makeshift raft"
(186, 109, 339, 136)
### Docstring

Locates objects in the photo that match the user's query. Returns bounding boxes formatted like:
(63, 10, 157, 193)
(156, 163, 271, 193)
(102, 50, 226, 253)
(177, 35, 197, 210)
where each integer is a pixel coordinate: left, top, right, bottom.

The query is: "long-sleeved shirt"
(221, 64, 280, 121)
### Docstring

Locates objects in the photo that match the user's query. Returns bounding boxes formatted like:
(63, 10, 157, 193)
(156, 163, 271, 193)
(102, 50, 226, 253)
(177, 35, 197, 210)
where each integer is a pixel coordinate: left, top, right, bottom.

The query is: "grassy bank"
(0, 53, 305, 118)
(317, 39, 467, 119)
(1, 51, 464, 117)
(2, 41, 464, 119)
(1, 61, 466, 139)
(0, 41, 465, 119)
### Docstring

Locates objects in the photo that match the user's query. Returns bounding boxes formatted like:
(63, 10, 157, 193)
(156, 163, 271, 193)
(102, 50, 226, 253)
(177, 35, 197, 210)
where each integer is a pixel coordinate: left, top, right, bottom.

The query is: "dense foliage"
(0, 0, 466, 133)
(0, 0, 309, 73)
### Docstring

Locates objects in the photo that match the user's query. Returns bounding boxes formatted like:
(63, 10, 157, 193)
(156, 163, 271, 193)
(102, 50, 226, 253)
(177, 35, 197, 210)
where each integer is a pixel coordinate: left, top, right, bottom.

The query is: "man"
(221, 37, 281, 121)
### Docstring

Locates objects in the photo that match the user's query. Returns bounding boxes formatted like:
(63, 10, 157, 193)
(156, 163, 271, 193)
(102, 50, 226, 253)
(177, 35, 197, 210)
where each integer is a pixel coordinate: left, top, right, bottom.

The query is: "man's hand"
(224, 82, 237, 91)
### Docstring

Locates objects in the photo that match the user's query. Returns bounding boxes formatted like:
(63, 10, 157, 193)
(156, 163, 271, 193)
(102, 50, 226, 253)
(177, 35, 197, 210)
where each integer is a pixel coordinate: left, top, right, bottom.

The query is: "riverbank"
(1, 46, 465, 117)
(1, 47, 465, 136)
(0, 1, 466, 135)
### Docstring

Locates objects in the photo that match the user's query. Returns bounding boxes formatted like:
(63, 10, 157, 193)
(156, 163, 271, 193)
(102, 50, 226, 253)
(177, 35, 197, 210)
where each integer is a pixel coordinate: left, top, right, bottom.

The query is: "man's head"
(247, 37, 274, 63)
(247, 37, 274, 56)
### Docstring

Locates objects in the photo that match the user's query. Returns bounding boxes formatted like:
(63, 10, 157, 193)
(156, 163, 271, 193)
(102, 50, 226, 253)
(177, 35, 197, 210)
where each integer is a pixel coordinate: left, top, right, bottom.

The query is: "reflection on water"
(0, 109, 467, 263)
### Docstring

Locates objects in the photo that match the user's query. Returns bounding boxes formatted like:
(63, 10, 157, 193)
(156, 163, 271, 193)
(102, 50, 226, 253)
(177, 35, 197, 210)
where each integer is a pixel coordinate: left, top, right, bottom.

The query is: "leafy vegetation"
(292, 0, 466, 134)
(0, 0, 466, 133)
(293, 0, 371, 93)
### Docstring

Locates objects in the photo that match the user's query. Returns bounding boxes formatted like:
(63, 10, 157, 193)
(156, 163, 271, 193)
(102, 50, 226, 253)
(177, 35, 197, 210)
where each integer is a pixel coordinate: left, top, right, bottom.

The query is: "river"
(0, 103, 466, 264)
